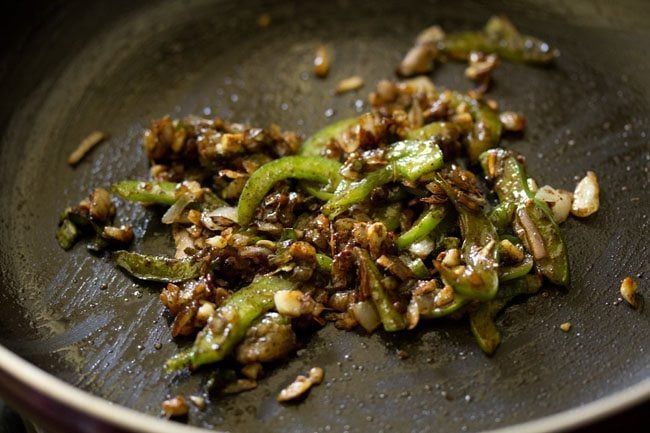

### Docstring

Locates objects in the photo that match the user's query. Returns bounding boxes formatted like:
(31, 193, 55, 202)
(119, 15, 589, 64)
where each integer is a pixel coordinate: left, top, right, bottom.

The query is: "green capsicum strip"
(396, 205, 447, 249)
(237, 155, 342, 226)
(112, 180, 227, 209)
(440, 15, 558, 65)
(373, 202, 402, 231)
(315, 253, 333, 273)
(479, 149, 569, 286)
(447, 91, 502, 163)
(489, 201, 516, 231)
(300, 181, 336, 201)
(496, 274, 543, 299)
(402, 256, 430, 279)
(322, 139, 443, 218)
(435, 175, 499, 301)
(115, 251, 203, 283)
(418, 293, 468, 319)
(405, 121, 460, 144)
(166, 275, 296, 370)
(354, 247, 406, 331)
(469, 298, 508, 355)
(299, 117, 358, 157)
(112, 181, 178, 206)
(498, 254, 534, 282)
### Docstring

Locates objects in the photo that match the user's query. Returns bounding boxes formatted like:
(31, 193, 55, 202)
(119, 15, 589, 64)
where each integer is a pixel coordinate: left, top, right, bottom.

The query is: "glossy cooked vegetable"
(114, 251, 204, 283)
(480, 149, 569, 286)
(435, 173, 499, 301)
(322, 139, 443, 217)
(237, 155, 342, 225)
(55, 16, 586, 403)
(166, 275, 297, 370)
(440, 15, 558, 65)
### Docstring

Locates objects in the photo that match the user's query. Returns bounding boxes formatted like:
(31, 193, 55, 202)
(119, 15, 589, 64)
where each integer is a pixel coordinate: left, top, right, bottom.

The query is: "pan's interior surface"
(1, 0, 650, 432)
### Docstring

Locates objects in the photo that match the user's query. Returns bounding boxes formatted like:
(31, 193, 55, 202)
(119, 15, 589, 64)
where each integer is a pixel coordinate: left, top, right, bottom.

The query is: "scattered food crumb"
(560, 322, 572, 332)
(67, 131, 108, 166)
(313, 45, 330, 78)
(221, 378, 257, 394)
(397, 349, 410, 359)
(620, 276, 638, 308)
(571, 171, 599, 217)
(241, 362, 263, 380)
(161, 395, 189, 417)
(257, 13, 271, 28)
(189, 395, 206, 410)
(335, 76, 364, 94)
(499, 111, 526, 133)
(277, 367, 324, 402)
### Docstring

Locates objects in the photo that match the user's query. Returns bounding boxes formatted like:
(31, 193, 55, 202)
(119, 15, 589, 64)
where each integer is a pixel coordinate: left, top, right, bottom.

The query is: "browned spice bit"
(415, 25, 446, 46)
(487, 99, 499, 111)
(397, 44, 437, 77)
(101, 225, 134, 245)
(335, 76, 364, 94)
(221, 378, 258, 394)
(499, 111, 527, 132)
(257, 13, 271, 28)
(88, 188, 115, 223)
(465, 52, 499, 82)
(559, 322, 572, 332)
(241, 362, 264, 380)
(620, 277, 639, 308)
(162, 395, 189, 417)
(313, 45, 331, 78)
(67, 131, 109, 166)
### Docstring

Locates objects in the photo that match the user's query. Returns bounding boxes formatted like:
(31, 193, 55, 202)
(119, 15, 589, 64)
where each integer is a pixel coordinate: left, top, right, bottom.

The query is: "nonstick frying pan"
(1, 0, 649, 432)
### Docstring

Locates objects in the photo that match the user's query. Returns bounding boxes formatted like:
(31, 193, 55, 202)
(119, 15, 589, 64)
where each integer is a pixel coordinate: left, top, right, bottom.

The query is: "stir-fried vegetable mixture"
(57, 16, 599, 405)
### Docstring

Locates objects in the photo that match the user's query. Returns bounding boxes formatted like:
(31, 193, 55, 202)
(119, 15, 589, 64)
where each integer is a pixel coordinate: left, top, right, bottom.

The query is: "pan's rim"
(0, 343, 648, 433)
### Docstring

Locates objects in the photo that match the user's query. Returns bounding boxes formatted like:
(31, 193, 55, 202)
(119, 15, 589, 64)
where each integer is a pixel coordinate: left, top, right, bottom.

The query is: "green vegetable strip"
(322, 170, 392, 218)
(479, 149, 569, 286)
(373, 203, 402, 231)
(436, 175, 499, 301)
(115, 251, 203, 283)
(237, 156, 342, 226)
(315, 253, 333, 273)
(440, 15, 558, 65)
(405, 121, 460, 143)
(418, 293, 468, 319)
(489, 202, 516, 231)
(396, 205, 447, 249)
(354, 247, 406, 331)
(403, 256, 430, 279)
(514, 200, 569, 286)
(112, 180, 227, 209)
(447, 92, 502, 163)
(112, 181, 178, 206)
(498, 255, 534, 282)
(166, 275, 296, 370)
(300, 180, 335, 200)
(469, 298, 508, 355)
(496, 274, 543, 299)
(299, 117, 358, 157)
(323, 140, 443, 218)
(56, 218, 80, 250)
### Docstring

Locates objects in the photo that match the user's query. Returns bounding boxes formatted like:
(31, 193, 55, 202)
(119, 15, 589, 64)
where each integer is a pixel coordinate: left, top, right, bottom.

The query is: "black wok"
(1, 0, 649, 432)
